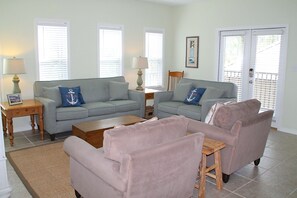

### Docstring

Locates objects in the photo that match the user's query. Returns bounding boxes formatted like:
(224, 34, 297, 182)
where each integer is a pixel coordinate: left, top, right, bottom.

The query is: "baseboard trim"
(278, 127, 297, 135)
(0, 157, 11, 198)
(0, 185, 11, 198)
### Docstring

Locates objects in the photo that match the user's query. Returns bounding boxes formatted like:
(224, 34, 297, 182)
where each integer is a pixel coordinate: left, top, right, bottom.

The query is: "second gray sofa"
(154, 78, 237, 121)
(33, 76, 145, 140)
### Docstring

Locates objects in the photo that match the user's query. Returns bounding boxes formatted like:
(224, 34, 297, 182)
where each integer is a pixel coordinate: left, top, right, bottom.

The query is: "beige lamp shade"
(3, 57, 26, 94)
(132, 56, 148, 91)
(3, 58, 26, 75)
(132, 56, 148, 69)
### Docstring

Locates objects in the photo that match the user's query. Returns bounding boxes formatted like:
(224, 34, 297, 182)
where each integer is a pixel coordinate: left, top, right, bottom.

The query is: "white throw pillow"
(205, 101, 234, 125)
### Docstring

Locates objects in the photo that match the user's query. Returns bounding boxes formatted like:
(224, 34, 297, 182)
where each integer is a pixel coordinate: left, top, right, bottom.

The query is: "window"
(36, 20, 69, 80)
(145, 30, 164, 88)
(98, 26, 123, 77)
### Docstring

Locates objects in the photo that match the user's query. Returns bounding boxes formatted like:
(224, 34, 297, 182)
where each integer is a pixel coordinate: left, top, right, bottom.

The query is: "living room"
(1, 0, 297, 197)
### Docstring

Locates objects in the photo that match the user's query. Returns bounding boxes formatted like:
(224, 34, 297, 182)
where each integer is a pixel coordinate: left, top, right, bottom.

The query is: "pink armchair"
(187, 99, 273, 183)
(64, 116, 204, 198)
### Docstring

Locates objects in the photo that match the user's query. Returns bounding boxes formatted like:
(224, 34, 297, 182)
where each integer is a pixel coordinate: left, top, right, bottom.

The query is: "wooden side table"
(196, 137, 225, 198)
(1, 99, 44, 146)
(143, 88, 162, 118)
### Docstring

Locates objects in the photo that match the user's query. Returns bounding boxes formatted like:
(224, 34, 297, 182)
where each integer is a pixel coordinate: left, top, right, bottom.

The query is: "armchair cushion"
(213, 99, 261, 130)
(103, 116, 188, 163)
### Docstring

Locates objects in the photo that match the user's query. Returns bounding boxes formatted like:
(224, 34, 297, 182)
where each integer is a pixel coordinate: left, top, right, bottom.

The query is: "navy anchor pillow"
(184, 87, 206, 105)
(59, 86, 84, 107)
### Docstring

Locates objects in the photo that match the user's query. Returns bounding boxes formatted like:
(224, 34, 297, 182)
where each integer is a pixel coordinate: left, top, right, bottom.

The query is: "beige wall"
(172, 0, 297, 133)
(0, 0, 173, 97)
(1, 0, 296, 134)
(0, 0, 173, 131)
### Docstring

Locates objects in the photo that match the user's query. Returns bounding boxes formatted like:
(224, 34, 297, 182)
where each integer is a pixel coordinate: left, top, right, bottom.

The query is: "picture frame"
(185, 36, 199, 68)
(7, 93, 23, 105)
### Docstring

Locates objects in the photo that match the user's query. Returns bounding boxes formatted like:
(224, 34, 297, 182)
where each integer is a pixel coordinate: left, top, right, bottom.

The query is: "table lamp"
(132, 56, 148, 91)
(3, 57, 26, 93)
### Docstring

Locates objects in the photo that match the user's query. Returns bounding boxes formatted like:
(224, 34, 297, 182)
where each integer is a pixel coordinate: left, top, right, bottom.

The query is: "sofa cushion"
(109, 81, 129, 100)
(43, 86, 62, 107)
(56, 107, 88, 121)
(158, 101, 185, 115)
(184, 87, 206, 105)
(213, 99, 261, 130)
(59, 87, 84, 107)
(199, 87, 224, 105)
(107, 100, 139, 112)
(172, 83, 192, 102)
(82, 102, 115, 117)
(103, 116, 189, 163)
(177, 105, 202, 120)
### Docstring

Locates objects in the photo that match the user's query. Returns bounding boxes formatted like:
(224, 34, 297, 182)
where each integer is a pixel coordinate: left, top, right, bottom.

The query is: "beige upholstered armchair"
(64, 116, 204, 198)
(187, 99, 274, 183)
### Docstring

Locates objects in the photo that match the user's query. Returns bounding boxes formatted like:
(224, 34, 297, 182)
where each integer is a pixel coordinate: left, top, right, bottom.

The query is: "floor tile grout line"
(288, 187, 297, 197)
(231, 179, 254, 195)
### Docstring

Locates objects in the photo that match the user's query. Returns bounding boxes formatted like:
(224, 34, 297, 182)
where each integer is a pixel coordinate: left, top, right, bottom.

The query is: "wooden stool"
(195, 138, 225, 198)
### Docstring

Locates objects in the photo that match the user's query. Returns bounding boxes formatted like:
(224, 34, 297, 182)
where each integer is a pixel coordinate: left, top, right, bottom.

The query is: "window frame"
(97, 24, 124, 78)
(144, 28, 165, 89)
(35, 19, 70, 80)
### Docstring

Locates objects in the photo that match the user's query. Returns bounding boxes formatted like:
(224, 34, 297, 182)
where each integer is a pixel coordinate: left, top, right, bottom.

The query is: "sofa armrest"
(128, 90, 145, 117)
(153, 91, 173, 115)
(35, 97, 57, 133)
(200, 98, 237, 121)
(64, 136, 127, 192)
(186, 118, 237, 146)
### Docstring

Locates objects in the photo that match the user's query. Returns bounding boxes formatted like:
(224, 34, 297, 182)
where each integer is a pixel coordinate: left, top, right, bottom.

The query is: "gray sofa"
(154, 78, 237, 121)
(33, 76, 145, 140)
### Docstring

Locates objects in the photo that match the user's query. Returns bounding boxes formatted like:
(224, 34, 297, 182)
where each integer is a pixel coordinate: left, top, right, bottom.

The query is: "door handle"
(249, 68, 254, 77)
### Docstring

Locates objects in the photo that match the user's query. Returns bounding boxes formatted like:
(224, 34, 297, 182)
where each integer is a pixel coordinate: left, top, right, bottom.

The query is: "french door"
(218, 27, 287, 125)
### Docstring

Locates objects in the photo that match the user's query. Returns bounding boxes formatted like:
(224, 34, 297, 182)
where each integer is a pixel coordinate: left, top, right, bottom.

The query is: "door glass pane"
(253, 35, 281, 111)
(221, 35, 244, 101)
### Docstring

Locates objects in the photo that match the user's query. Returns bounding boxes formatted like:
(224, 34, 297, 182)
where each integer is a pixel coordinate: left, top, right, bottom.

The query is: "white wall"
(172, 0, 297, 134)
(1, 0, 297, 134)
(0, 0, 174, 97)
(0, 0, 174, 131)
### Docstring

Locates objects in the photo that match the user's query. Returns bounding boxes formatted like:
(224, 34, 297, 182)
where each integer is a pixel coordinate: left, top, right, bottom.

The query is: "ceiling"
(137, 0, 195, 6)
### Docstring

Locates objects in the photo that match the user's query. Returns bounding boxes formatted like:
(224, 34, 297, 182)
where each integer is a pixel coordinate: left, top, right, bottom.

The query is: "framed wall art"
(7, 93, 23, 105)
(185, 36, 199, 68)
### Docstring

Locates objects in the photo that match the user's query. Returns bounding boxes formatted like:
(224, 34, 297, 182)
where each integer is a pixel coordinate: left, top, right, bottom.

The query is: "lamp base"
(12, 74, 21, 94)
(136, 86, 144, 91)
(136, 69, 144, 91)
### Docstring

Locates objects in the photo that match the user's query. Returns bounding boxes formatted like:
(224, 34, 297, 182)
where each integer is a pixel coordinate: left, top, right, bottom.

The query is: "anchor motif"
(66, 89, 79, 105)
(186, 89, 197, 102)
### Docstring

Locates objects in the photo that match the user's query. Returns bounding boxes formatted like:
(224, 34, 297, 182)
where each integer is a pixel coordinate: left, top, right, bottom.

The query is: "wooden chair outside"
(167, 70, 184, 91)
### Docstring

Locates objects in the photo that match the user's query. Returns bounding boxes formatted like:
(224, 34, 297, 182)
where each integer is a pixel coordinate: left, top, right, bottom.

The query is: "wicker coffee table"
(72, 115, 145, 148)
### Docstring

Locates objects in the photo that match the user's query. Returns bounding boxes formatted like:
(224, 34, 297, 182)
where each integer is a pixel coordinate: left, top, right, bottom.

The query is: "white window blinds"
(145, 31, 163, 87)
(98, 26, 123, 77)
(37, 21, 69, 80)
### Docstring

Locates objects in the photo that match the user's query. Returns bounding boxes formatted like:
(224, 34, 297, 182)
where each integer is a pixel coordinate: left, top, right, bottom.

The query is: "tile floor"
(4, 129, 297, 198)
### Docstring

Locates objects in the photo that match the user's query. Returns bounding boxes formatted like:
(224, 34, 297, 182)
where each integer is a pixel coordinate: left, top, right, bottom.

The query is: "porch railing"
(224, 71, 278, 110)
